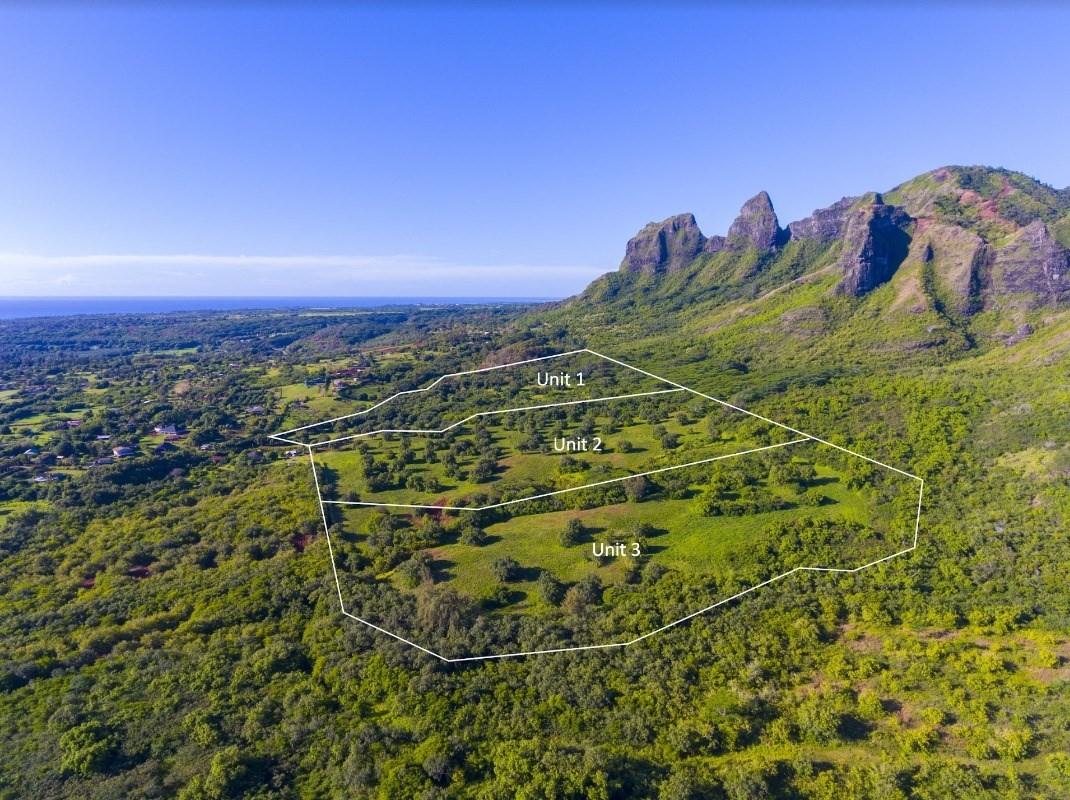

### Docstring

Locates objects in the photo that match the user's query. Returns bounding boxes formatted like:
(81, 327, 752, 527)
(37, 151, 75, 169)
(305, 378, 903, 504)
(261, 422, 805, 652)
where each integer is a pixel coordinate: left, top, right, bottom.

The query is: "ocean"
(0, 296, 554, 320)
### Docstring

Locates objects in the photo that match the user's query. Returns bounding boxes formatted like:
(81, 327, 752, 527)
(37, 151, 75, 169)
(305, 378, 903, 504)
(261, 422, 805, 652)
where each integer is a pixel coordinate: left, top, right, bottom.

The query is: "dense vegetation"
(314, 391, 908, 658)
(2, 167, 1070, 798)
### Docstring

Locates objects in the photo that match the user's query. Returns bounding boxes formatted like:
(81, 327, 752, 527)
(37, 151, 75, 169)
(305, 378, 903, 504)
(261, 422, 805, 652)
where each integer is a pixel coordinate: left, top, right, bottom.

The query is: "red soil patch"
(81, 577, 96, 589)
(292, 533, 313, 553)
(957, 189, 1003, 221)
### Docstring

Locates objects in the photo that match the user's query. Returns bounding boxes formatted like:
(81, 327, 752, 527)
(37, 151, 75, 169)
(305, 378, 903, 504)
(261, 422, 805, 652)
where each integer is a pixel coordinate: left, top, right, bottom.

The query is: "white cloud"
(0, 253, 608, 297)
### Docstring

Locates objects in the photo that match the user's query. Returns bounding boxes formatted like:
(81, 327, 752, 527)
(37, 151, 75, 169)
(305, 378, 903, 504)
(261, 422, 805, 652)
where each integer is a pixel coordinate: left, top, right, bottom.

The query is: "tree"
(59, 721, 119, 777)
(538, 571, 565, 605)
(398, 552, 434, 587)
(460, 525, 487, 546)
(491, 556, 520, 582)
(416, 587, 471, 636)
(659, 431, 680, 450)
(623, 475, 648, 502)
(423, 441, 438, 463)
(178, 745, 254, 799)
(561, 585, 588, 616)
(559, 518, 583, 546)
(845, 459, 878, 490)
(770, 461, 817, 494)
(562, 575, 602, 615)
(443, 450, 461, 479)
(470, 456, 496, 483)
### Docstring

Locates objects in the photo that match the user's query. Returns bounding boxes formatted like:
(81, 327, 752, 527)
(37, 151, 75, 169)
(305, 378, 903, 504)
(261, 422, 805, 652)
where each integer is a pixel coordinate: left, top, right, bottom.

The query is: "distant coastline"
(0, 296, 555, 320)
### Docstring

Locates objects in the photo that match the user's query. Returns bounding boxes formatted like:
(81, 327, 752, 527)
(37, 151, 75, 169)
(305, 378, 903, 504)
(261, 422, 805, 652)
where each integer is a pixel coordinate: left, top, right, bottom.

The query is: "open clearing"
(273, 349, 924, 661)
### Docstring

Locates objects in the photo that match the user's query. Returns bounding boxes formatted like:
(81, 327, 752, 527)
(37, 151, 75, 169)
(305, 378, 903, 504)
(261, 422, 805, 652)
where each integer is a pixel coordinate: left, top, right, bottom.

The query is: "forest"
(2, 253, 1070, 797)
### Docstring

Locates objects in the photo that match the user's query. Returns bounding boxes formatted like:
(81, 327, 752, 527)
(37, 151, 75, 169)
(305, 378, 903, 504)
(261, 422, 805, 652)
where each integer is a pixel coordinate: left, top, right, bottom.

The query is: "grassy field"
(416, 465, 876, 606)
(313, 397, 795, 506)
(315, 390, 919, 622)
(334, 444, 910, 618)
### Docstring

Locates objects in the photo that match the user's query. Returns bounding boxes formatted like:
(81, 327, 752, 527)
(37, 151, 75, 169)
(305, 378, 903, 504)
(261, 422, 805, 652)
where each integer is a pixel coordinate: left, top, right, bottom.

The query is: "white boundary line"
(305, 387, 685, 448)
(308, 445, 451, 660)
(322, 438, 809, 511)
(280, 348, 924, 662)
(275, 348, 592, 437)
(583, 348, 921, 481)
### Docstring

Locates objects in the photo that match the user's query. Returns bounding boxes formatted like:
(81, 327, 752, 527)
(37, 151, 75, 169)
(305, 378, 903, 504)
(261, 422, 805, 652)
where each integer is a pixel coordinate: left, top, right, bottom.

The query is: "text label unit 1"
(536, 371, 586, 388)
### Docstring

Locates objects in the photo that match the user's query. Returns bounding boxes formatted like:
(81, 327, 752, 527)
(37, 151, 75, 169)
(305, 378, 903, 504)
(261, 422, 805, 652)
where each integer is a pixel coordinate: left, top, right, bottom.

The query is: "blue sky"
(0, 3, 1067, 298)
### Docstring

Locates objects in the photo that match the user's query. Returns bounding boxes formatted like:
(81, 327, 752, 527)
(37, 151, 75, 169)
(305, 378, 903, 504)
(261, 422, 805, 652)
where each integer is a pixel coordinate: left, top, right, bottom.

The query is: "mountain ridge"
(614, 166, 1069, 309)
(531, 166, 1070, 388)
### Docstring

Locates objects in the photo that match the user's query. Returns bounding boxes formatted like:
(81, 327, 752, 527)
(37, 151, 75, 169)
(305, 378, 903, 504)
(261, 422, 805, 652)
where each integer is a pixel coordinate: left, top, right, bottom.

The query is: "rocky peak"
(836, 194, 913, 296)
(788, 196, 858, 244)
(726, 191, 785, 251)
(619, 213, 706, 276)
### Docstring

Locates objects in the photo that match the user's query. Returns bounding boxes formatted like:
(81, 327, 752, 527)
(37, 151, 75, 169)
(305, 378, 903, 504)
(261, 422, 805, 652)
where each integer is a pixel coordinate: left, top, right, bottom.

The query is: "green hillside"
(2, 166, 1070, 798)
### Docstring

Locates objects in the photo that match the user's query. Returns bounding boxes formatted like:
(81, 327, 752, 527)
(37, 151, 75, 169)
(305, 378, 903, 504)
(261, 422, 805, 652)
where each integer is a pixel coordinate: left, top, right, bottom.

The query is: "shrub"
(537, 572, 564, 605)
(623, 475, 648, 502)
(559, 518, 583, 546)
(60, 721, 119, 777)
(491, 556, 520, 582)
(459, 526, 487, 546)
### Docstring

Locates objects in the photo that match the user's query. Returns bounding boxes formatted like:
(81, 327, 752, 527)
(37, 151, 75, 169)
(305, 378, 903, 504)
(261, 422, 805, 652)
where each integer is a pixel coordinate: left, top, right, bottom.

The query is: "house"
(32, 474, 55, 483)
(95, 434, 112, 441)
(92, 457, 114, 466)
(23, 448, 39, 456)
(245, 405, 266, 415)
(112, 446, 136, 458)
(153, 424, 179, 436)
(65, 418, 83, 429)
(331, 366, 364, 379)
(285, 449, 300, 459)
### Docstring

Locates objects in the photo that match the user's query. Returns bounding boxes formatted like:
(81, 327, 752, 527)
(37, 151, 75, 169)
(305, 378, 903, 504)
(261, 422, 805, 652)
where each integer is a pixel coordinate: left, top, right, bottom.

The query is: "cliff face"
(985, 220, 1070, 307)
(619, 213, 705, 276)
(835, 195, 913, 297)
(611, 166, 1070, 310)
